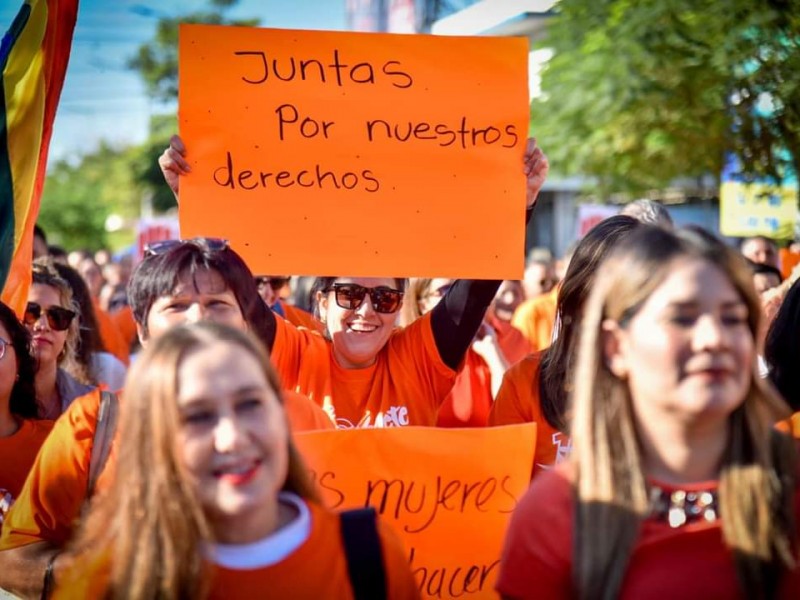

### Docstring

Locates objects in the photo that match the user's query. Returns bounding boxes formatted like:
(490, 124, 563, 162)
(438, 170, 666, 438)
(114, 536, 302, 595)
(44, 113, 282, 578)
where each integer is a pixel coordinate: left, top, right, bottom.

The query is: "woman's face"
(142, 268, 247, 344)
(318, 277, 402, 369)
(605, 258, 754, 430)
(26, 284, 69, 369)
(0, 321, 18, 408)
(177, 340, 288, 539)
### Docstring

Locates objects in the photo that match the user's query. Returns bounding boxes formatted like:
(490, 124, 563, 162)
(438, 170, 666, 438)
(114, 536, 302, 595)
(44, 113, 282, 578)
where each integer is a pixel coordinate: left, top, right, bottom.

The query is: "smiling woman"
(54, 322, 418, 599)
(497, 225, 800, 600)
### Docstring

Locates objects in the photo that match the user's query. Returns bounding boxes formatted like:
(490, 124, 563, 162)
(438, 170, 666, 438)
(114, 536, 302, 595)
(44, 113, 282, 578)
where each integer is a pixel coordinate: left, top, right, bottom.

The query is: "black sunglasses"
(143, 237, 229, 258)
(24, 302, 76, 331)
(255, 276, 290, 290)
(327, 283, 404, 314)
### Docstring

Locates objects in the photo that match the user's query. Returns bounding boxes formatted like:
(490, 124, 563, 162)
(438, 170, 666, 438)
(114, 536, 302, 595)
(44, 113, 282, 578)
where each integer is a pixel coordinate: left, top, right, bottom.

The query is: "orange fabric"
(780, 248, 800, 281)
(511, 287, 558, 352)
(497, 467, 800, 599)
(93, 300, 129, 365)
(776, 412, 800, 439)
(0, 388, 332, 552)
(284, 391, 335, 431)
(272, 312, 456, 428)
(0, 419, 54, 502)
(0, 389, 112, 550)
(485, 312, 532, 365)
(436, 348, 492, 428)
(488, 353, 570, 477)
(110, 304, 138, 350)
(55, 500, 419, 600)
(280, 300, 325, 334)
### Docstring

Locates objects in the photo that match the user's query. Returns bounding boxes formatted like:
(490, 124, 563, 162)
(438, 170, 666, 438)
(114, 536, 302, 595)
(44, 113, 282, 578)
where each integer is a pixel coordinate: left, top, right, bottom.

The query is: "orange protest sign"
(294, 424, 536, 599)
(178, 24, 529, 279)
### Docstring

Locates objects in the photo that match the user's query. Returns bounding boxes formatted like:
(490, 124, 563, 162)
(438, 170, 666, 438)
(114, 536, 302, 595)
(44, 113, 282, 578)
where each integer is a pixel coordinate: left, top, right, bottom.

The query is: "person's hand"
(524, 138, 549, 210)
(157, 135, 190, 200)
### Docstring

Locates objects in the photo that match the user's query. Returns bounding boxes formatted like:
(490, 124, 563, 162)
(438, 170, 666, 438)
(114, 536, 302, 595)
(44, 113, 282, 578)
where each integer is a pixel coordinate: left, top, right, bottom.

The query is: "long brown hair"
(538, 215, 640, 431)
(571, 225, 796, 599)
(65, 322, 317, 599)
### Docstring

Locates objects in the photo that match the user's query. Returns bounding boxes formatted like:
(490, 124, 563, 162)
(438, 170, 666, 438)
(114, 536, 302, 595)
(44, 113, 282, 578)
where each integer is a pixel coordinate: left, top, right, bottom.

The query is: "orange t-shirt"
(497, 466, 800, 599)
(93, 300, 129, 365)
(777, 412, 800, 438)
(511, 287, 558, 352)
(0, 419, 54, 509)
(780, 248, 800, 281)
(488, 353, 570, 476)
(110, 304, 137, 350)
(272, 312, 457, 428)
(55, 500, 419, 600)
(436, 348, 492, 428)
(279, 300, 325, 334)
(0, 388, 334, 551)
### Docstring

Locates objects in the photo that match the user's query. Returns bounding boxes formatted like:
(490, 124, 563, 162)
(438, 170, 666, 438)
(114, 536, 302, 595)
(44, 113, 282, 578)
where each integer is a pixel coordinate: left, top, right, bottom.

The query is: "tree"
(531, 0, 800, 200)
(39, 143, 142, 251)
(127, 0, 260, 210)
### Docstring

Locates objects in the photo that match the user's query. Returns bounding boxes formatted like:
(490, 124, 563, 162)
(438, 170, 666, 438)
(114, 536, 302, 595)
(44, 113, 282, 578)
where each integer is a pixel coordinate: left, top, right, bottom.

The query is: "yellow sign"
(720, 181, 798, 239)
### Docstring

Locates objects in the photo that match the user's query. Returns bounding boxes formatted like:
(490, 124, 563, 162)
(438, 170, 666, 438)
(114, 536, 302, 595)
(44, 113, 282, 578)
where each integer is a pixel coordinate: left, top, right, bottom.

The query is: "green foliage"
(531, 0, 800, 199)
(128, 3, 259, 103)
(39, 143, 141, 251)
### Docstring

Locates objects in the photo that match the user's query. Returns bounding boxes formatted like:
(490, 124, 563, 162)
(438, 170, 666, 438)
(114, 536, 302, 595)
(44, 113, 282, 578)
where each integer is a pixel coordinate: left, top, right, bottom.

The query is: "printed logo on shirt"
(535, 431, 573, 471)
(336, 406, 410, 429)
(0, 489, 13, 527)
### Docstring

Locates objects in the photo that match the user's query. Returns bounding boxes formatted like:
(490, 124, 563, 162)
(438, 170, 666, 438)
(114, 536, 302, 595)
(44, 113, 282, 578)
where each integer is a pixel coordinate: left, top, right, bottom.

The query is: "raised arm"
(430, 139, 548, 371)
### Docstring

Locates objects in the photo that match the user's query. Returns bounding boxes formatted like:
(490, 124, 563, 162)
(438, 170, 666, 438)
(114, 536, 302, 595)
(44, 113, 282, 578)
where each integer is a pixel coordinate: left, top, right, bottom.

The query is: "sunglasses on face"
(24, 302, 76, 331)
(0, 338, 9, 361)
(255, 276, 290, 290)
(143, 237, 229, 258)
(327, 283, 404, 314)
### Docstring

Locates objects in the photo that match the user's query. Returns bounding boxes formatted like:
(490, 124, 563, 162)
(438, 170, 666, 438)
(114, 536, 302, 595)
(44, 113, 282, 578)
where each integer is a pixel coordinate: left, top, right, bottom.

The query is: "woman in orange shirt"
(489, 216, 640, 474)
(0, 301, 53, 528)
(56, 323, 417, 599)
(159, 136, 550, 429)
(498, 225, 800, 599)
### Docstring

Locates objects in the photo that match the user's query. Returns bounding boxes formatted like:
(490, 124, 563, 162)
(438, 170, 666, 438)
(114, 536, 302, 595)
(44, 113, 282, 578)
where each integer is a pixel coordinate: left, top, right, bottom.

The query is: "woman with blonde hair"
(25, 260, 94, 418)
(55, 322, 417, 599)
(497, 225, 800, 599)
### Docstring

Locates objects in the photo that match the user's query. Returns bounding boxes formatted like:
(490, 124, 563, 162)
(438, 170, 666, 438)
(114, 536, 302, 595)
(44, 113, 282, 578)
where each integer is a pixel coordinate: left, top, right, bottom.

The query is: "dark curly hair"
(0, 301, 38, 418)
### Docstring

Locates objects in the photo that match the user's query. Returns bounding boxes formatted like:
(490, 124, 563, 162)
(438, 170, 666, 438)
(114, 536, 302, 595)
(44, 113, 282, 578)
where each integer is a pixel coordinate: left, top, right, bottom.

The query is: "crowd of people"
(0, 134, 799, 599)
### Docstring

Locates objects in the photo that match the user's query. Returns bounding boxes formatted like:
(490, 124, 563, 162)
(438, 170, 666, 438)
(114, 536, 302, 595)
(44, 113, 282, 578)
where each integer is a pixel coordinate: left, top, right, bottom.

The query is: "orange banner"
(178, 24, 529, 279)
(294, 424, 536, 599)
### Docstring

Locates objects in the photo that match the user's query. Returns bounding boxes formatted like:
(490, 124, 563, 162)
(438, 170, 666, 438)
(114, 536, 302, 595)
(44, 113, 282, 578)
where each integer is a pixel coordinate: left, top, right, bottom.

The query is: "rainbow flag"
(0, 0, 78, 315)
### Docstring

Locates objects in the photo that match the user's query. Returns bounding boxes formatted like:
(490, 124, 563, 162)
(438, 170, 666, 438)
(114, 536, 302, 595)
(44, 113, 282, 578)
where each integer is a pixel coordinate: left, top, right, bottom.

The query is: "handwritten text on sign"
(178, 24, 529, 278)
(294, 424, 536, 599)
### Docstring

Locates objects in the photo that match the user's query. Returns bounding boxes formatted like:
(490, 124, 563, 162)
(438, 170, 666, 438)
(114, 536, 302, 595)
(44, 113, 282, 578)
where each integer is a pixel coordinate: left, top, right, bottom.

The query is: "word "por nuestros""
(234, 49, 414, 89)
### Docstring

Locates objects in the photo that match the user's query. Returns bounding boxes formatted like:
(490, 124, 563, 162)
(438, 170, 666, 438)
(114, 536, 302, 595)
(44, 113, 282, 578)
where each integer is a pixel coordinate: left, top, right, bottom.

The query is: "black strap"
(340, 508, 387, 600)
(86, 390, 119, 500)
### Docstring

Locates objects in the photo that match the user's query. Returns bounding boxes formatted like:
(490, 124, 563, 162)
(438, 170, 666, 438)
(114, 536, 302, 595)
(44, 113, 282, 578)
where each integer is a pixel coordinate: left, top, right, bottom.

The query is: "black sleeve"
(430, 206, 535, 371)
(430, 278, 502, 371)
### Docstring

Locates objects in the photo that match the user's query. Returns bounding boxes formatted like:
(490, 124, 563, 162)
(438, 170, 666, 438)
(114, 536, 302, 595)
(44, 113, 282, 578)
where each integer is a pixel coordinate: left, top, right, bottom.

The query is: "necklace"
(648, 485, 718, 528)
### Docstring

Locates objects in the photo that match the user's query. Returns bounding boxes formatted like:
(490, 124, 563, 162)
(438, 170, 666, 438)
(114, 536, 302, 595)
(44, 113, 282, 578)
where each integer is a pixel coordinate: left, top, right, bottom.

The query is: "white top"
(209, 492, 312, 570)
(90, 352, 127, 391)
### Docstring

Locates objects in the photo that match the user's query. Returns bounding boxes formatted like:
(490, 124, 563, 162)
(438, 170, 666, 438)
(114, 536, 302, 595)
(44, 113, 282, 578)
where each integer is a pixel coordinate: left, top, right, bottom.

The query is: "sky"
(0, 0, 348, 163)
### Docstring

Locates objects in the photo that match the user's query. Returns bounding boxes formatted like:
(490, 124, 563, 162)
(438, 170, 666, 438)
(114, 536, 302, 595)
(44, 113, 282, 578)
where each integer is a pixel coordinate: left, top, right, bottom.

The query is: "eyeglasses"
(327, 283, 404, 314)
(143, 237, 229, 258)
(255, 276, 290, 290)
(0, 338, 9, 361)
(24, 302, 76, 331)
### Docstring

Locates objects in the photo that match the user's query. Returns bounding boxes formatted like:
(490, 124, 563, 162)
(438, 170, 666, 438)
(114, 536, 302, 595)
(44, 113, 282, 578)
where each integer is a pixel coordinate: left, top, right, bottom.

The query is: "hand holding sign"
(176, 24, 535, 279)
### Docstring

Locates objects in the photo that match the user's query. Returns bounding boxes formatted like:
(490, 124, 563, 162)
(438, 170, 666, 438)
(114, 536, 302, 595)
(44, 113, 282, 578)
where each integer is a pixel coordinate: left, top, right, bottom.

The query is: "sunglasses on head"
(327, 283, 404, 314)
(143, 237, 229, 258)
(24, 302, 76, 331)
(255, 276, 290, 290)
